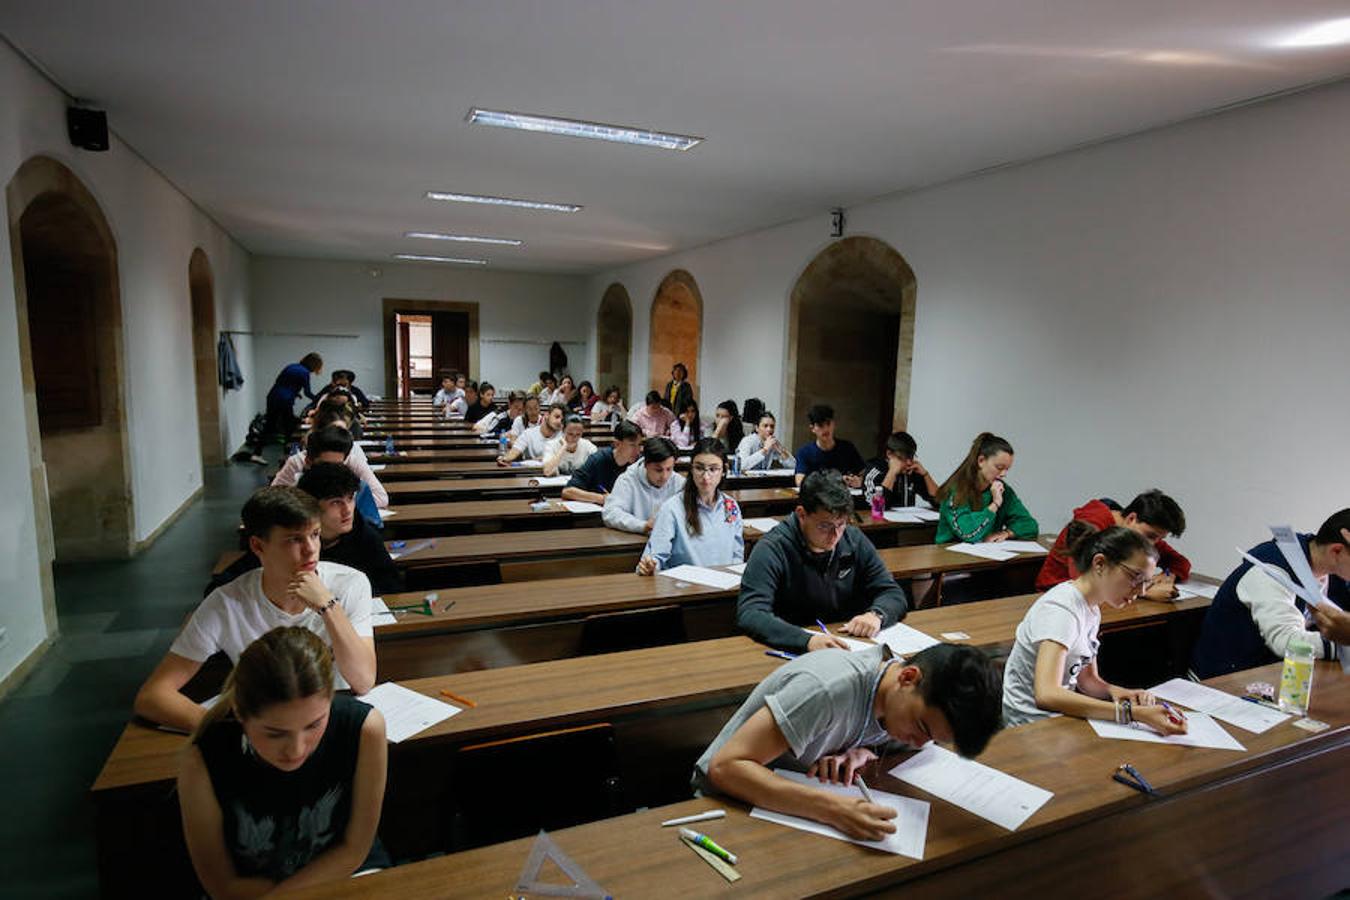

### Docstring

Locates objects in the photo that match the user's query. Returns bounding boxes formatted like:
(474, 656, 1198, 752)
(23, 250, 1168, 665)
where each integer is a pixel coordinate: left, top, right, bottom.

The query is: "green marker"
(679, 828, 738, 865)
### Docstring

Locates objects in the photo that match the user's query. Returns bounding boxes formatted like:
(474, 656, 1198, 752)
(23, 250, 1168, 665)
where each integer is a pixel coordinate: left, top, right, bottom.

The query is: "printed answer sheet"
(750, 769, 928, 858)
(890, 744, 1052, 831)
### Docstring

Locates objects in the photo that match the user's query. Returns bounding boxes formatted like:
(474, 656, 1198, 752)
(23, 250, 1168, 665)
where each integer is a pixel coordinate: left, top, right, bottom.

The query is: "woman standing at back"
(244, 352, 323, 465)
(178, 627, 387, 895)
(935, 432, 1039, 543)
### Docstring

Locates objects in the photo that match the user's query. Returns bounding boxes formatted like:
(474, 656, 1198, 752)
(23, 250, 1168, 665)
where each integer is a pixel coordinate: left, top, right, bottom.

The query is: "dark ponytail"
(1066, 524, 1156, 576)
(683, 438, 728, 536)
(938, 432, 1014, 509)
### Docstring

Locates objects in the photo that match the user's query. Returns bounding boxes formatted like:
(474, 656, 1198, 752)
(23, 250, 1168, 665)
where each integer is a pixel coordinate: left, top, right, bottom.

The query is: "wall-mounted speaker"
(67, 107, 109, 152)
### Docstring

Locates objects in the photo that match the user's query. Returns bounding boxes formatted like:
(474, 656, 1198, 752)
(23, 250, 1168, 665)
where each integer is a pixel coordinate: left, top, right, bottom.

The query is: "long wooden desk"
(371, 542, 1057, 679)
(284, 661, 1350, 899)
(90, 593, 1216, 895)
(380, 487, 803, 537)
(385, 517, 937, 586)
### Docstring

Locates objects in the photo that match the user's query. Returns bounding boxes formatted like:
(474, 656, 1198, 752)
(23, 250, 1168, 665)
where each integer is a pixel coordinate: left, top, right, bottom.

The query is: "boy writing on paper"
(695, 643, 1003, 841)
(1036, 490, 1190, 597)
(737, 470, 908, 653)
(1190, 509, 1350, 678)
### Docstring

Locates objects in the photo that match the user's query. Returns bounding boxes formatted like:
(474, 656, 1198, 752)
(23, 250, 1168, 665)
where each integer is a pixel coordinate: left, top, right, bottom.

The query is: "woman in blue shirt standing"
(638, 438, 744, 573)
(246, 352, 323, 464)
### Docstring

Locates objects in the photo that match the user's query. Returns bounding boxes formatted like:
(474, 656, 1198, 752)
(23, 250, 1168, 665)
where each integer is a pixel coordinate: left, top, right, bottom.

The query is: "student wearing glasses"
(737, 470, 909, 653)
(1002, 524, 1186, 735)
(637, 438, 744, 574)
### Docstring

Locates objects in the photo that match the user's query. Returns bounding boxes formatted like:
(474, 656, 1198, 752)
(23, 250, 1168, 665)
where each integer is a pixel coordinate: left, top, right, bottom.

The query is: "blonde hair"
(191, 627, 334, 743)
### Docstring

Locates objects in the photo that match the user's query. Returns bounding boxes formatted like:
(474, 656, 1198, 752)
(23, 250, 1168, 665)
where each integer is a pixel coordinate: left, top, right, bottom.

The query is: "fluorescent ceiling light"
(405, 231, 523, 246)
(393, 253, 488, 266)
(466, 107, 703, 151)
(1275, 17, 1350, 47)
(425, 191, 582, 213)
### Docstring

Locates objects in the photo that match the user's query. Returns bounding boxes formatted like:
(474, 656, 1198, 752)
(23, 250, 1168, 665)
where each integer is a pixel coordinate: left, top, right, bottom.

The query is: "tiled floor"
(0, 464, 267, 898)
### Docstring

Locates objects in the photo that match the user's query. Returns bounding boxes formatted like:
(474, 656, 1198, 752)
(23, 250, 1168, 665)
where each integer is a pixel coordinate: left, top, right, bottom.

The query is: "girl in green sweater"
(935, 432, 1038, 543)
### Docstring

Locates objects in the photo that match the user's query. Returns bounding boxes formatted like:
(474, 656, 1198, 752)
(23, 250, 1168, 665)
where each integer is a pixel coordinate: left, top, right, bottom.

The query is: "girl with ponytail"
(1001, 525, 1188, 735)
(935, 432, 1039, 543)
(179, 627, 388, 895)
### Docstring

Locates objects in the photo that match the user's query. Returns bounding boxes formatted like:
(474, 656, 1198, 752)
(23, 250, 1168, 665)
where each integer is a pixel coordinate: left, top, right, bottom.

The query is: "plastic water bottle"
(384, 435, 395, 456)
(1278, 637, 1315, 715)
(730, 453, 741, 478)
(870, 487, 885, 521)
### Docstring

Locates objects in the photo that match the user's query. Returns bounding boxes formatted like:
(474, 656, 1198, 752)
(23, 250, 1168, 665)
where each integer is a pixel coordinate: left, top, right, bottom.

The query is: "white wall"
(585, 80, 1350, 577)
(248, 256, 588, 401)
(0, 40, 253, 685)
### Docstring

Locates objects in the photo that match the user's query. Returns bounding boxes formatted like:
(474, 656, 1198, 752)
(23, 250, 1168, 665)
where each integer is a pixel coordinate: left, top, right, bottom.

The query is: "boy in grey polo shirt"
(695, 643, 1002, 841)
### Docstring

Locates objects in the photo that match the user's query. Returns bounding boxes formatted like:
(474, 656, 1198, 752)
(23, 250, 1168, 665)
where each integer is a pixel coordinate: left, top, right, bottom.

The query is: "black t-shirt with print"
(196, 693, 372, 880)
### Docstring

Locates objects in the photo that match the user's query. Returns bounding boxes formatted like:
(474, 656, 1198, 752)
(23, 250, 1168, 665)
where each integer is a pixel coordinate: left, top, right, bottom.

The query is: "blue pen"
(765, 650, 798, 661)
(1158, 701, 1187, 725)
(815, 618, 831, 636)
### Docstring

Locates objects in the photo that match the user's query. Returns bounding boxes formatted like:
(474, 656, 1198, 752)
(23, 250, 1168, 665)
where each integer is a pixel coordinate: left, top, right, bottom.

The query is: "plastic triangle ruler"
(512, 830, 611, 899)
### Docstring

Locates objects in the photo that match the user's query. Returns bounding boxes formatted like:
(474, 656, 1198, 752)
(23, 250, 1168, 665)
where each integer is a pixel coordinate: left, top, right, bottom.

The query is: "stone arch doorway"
(785, 236, 916, 457)
(594, 283, 632, 402)
(647, 270, 702, 401)
(7, 155, 134, 562)
(189, 248, 225, 467)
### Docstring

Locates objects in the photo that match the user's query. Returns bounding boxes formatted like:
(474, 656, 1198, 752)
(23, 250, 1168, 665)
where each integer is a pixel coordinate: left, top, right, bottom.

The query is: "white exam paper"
(357, 682, 461, 743)
(369, 464, 386, 471)
(750, 769, 928, 859)
(1174, 581, 1219, 600)
(561, 500, 604, 514)
(1271, 524, 1327, 609)
(1151, 678, 1289, 734)
(888, 506, 939, 521)
(530, 475, 571, 487)
(945, 543, 1018, 562)
(874, 622, 940, 657)
(997, 541, 1049, 555)
(744, 517, 782, 533)
(889, 744, 1052, 831)
(725, 563, 747, 574)
(1087, 711, 1245, 751)
(883, 511, 927, 524)
(371, 597, 396, 625)
(657, 565, 743, 590)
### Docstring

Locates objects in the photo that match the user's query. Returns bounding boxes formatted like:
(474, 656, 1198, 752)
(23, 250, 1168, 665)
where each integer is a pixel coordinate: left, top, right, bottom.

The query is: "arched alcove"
(785, 236, 916, 456)
(189, 248, 225, 467)
(647, 269, 702, 399)
(7, 155, 134, 564)
(595, 283, 632, 401)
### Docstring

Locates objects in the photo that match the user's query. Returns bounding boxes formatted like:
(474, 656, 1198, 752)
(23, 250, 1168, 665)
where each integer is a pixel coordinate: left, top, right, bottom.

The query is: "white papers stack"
(371, 597, 396, 625)
(945, 543, 1017, 562)
(1087, 712, 1245, 750)
(874, 622, 940, 657)
(1151, 678, 1289, 733)
(356, 440, 380, 446)
(657, 565, 743, 590)
(725, 563, 747, 575)
(890, 744, 1052, 831)
(743, 517, 782, 534)
(998, 541, 1049, 555)
(764, 468, 797, 477)
(358, 683, 461, 743)
(530, 475, 571, 487)
(888, 506, 939, 522)
(750, 769, 928, 859)
(883, 511, 927, 524)
(369, 464, 386, 471)
(513, 459, 544, 468)
(561, 500, 604, 514)
(1174, 581, 1219, 600)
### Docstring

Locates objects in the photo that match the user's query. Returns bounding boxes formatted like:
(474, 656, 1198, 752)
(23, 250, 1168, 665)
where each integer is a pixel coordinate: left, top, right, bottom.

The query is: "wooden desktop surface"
(281, 661, 1349, 900)
(92, 591, 1207, 795)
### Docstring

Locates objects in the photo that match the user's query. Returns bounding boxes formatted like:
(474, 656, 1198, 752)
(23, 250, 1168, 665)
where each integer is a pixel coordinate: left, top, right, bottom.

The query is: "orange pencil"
(439, 689, 478, 708)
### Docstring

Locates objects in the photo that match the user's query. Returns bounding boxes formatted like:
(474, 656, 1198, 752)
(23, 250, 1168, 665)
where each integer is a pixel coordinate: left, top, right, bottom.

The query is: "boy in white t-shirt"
(542, 414, 598, 477)
(498, 403, 566, 465)
(133, 486, 377, 734)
